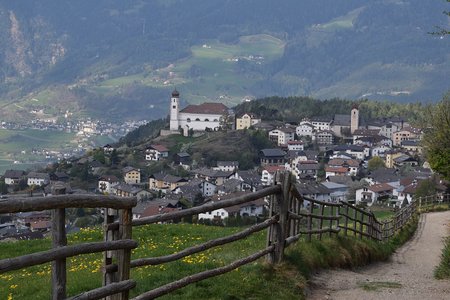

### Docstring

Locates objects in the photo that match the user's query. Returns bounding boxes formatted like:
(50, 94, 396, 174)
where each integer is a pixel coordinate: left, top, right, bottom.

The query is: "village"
(0, 90, 448, 240)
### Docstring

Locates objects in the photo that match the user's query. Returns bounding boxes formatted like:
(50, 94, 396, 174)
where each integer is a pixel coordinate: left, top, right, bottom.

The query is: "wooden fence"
(1, 174, 444, 299)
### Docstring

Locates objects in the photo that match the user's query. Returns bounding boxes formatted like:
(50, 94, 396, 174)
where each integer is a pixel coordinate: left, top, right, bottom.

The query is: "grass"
(435, 237, 450, 279)
(0, 214, 419, 300)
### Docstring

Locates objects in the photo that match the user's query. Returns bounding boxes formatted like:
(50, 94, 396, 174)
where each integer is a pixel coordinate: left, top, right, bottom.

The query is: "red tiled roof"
(369, 183, 394, 193)
(150, 144, 169, 152)
(325, 166, 348, 173)
(263, 165, 285, 174)
(180, 103, 228, 115)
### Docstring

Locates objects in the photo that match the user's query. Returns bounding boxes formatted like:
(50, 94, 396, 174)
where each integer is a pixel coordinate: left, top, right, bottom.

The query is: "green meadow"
(95, 34, 286, 105)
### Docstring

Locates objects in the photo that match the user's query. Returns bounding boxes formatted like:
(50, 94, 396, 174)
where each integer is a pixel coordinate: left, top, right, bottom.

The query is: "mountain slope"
(0, 0, 448, 122)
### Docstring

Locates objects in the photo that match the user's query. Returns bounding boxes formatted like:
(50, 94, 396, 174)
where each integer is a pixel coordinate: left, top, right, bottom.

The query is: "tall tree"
(421, 94, 450, 180)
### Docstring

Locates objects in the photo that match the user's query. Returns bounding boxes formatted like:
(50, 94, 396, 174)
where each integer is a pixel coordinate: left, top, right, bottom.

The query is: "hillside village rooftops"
(311, 116, 333, 123)
(328, 158, 360, 167)
(333, 145, 365, 152)
(180, 103, 228, 115)
(263, 165, 286, 174)
(4, 170, 25, 178)
(353, 129, 381, 136)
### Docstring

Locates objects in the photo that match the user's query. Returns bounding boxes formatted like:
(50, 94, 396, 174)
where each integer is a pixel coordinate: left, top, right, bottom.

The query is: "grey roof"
(333, 114, 351, 126)
(177, 152, 190, 158)
(401, 140, 420, 146)
(297, 161, 320, 170)
(4, 169, 25, 179)
(295, 182, 331, 195)
(192, 168, 234, 178)
(27, 172, 49, 180)
(322, 181, 348, 190)
(333, 145, 365, 152)
(367, 168, 401, 183)
(122, 166, 139, 174)
(260, 149, 286, 157)
(238, 170, 262, 186)
(311, 116, 333, 123)
(114, 183, 143, 194)
(218, 178, 242, 194)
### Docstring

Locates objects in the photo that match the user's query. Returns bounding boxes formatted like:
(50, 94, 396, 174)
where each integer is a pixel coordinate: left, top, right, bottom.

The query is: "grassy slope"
(0, 211, 415, 300)
(435, 237, 450, 279)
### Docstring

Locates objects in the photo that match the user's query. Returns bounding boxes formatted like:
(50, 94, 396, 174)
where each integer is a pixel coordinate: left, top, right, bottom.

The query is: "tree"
(421, 94, 450, 180)
(431, 0, 450, 35)
(367, 156, 385, 171)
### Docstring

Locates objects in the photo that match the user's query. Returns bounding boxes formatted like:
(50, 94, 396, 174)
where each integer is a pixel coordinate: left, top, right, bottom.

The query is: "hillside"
(0, 0, 449, 123)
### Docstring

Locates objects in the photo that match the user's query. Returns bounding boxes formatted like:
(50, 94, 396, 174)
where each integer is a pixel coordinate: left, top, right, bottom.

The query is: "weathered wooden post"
(343, 203, 349, 236)
(117, 208, 132, 300)
(51, 185, 67, 300)
(359, 212, 364, 240)
(318, 204, 325, 240)
(268, 172, 291, 264)
(104, 208, 119, 299)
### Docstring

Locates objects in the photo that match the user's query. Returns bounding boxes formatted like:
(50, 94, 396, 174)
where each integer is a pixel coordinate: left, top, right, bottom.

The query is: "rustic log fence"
(0, 173, 445, 299)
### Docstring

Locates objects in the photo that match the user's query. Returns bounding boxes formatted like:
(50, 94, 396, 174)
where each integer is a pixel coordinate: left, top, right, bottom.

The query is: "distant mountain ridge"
(0, 0, 448, 122)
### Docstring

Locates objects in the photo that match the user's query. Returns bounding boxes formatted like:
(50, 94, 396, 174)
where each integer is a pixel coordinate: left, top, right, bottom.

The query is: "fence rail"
(0, 175, 444, 299)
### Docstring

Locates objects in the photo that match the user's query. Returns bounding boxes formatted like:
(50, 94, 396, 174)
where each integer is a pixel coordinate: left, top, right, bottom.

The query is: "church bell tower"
(350, 104, 359, 134)
(169, 89, 180, 131)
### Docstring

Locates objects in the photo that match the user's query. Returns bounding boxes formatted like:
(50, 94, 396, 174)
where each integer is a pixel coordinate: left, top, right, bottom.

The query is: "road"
(307, 211, 450, 300)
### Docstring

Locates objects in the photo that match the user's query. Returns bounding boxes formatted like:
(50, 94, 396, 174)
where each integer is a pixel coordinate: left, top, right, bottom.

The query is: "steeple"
(351, 104, 359, 134)
(169, 89, 180, 131)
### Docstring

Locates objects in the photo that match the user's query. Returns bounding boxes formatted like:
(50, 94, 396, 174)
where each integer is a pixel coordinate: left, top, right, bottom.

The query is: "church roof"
(180, 103, 228, 115)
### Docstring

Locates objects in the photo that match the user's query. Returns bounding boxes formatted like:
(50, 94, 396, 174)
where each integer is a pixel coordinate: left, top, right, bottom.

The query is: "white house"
(98, 175, 120, 194)
(3, 170, 25, 185)
(268, 127, 296, 146)
(296, 120, 314, 137)
(27, 172, 50, 187)
(355, 183, 394, 206)
(169, 89, 229, 131)
(311, 117, 332, 131)
(287, 140, 304, 151)
(213, 161, 239, 172)
(261, 165, 285, 186)
(145, 144, 169, 161)
(198, 208, 229, 221)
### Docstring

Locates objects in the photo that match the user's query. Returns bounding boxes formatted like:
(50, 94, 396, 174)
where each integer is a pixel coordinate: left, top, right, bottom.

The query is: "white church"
(169, 89, 229, 132)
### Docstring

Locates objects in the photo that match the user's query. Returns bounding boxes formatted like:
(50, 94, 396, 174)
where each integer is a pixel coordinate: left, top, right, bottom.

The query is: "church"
(169, 89, 229, 131)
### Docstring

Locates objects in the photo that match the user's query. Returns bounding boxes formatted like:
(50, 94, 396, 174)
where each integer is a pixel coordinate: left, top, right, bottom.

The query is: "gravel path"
(307, 211, 450, 300)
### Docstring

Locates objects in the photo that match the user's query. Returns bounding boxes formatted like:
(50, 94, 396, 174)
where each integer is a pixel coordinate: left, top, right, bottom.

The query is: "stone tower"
(350, 104, 359, 134)
(169, 89, 180, 131)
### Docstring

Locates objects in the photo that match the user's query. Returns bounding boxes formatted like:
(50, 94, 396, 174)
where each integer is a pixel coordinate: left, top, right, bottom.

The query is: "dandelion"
(7, 293, 13, 300)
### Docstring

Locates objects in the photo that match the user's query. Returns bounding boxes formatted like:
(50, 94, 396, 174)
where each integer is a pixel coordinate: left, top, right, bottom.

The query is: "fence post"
(318, 204, 325, 240)
(51, 185, 67, 300)
(117, 208, 133, 300)
(104, 208, 119, 300)
(343, 203, 349, 236)
(267, 172, 291, 264)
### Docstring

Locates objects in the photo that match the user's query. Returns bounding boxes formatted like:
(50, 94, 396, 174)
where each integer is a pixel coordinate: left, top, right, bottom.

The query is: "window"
(187, 118, 191, 122)
(195, 118, 200, 121)
(172, 105, 176, 109)
(204, 119, 209, 122)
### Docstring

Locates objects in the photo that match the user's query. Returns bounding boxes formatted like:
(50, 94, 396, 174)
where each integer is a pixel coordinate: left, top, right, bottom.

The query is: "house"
(191, 168, 235, 186)
(4, 170, 26, 185)
(333, 145, 367, 160)
(149, 173, 188, 191)
(103, 144, 115, 154)
(145, 144, 169, 161)
(401, 140, 422, 153)
(214, 161, 239, 172)
(287, 140, 304, 151)
(98, 175, 120, 194)
(260, 149, 286, 166)
(385, 150, 403, 168)
(367, 121, 400, 140)
(392, 127, 422, 146)
(174, 152, 191, 167)
(169, 89, 229, 131)
(122, 166, 141, 184)
(325, 166, 349, 178)
(355, 183, 395, 206)
(294, 160, 320, 181)
(268, 127, 296, 146)
(235, 113, 261, 130)
(295, 182, 331, 202)
(296, 120, 314, 137)
(27, 172, 50, 186)
(236, 170, 262, 191)
(314, 130, 334, 145)
(327, 158, 361, 176)
(322, 181, 349, 202)
(50, 172, 70, 182)
(261, 165, 285, 186)
(113, 183, 151, 200)
(138, 199, 183, 222)
(393, 155, 419, 168)
(311, 116, 332, 131)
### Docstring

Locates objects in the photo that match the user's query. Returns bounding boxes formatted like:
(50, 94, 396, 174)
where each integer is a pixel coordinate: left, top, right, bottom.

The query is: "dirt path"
(307, 211, 450, 300)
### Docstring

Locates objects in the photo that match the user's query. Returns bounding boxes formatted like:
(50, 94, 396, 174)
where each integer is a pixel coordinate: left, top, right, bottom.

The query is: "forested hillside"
(0, 0, 448, 122)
